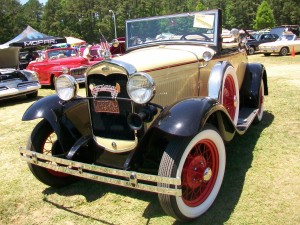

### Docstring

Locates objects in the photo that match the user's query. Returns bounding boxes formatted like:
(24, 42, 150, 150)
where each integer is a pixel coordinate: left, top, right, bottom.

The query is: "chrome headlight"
(203, 51, 213, 61)
(62, 67, 69, 74)
(55, 75, 78, 101)
(127, 72, 155, 104)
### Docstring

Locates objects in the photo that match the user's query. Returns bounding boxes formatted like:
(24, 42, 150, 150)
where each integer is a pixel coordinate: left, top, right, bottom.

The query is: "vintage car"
(26, 47, 92, 86)
(258, 32, 300, 56)
(20, 9, 268, 221)
(0, 46, 41, 100)
(246, 33, 279, 55)
(19, 50, 40, 69)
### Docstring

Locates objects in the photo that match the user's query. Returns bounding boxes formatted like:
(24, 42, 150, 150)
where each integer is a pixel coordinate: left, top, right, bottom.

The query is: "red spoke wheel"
(158, 125, 226, 221)
(27, 119, 79, 187)
(181, 139, 219, 207)
(221, 66, 239, 125)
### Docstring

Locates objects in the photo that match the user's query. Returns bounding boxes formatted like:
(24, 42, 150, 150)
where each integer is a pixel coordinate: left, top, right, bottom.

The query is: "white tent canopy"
(65, 36, 86, 46)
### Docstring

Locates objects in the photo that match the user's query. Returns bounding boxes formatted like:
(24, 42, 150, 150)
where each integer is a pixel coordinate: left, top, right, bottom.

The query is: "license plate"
(94, 100, 120, 114)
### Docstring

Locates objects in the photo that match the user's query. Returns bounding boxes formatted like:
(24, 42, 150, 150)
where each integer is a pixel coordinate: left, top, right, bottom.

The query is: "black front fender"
(23, 95, 90, 151)
(151, 97, 223, 137)
(23, 94, 63, 122)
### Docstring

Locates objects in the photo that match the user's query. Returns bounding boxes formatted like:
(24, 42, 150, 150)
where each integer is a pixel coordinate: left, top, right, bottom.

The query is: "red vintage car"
(26, 47, 93, 86)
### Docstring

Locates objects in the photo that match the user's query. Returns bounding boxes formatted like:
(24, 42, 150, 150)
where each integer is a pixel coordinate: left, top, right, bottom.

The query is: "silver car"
(0, 46, 41, 100)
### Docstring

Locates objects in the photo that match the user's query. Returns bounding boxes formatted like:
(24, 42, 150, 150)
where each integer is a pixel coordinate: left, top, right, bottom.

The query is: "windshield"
(277, 34, 295, 41)
(46, 48, 77, 60)
(126, 10, 219, 49)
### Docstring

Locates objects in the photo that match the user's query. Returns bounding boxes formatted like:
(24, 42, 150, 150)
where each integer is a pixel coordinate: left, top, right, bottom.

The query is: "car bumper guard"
(19, 147, 182, 196)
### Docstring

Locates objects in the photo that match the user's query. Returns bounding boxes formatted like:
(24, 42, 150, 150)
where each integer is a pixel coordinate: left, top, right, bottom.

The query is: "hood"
(116, 45, 215, 72)
(0, 45, 19, 69)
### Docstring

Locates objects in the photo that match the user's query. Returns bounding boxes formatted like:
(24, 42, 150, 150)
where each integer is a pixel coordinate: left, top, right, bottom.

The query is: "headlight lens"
(203, 51, 213, 61)
(127, 72, 155, 104)
(62, 67, 69, 74)
(55, 75, 78, 101)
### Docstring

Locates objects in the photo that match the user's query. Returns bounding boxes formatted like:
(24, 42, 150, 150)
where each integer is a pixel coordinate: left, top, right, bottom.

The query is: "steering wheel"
(180, 33, 211, 41)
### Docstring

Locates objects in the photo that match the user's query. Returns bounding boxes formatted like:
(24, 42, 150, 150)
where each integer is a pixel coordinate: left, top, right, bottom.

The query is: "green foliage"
(0, 0, 299, 44)
(254, 1, 275, 30)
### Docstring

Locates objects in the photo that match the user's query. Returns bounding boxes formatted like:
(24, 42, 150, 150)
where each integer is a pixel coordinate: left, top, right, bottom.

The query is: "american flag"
(99, 31, 111, 56)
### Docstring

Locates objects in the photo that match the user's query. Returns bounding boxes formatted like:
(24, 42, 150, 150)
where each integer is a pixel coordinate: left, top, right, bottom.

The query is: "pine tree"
(254, 0, 275, 30)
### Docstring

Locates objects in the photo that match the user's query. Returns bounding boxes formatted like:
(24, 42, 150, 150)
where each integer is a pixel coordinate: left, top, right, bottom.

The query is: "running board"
(237, 107, 258, 131)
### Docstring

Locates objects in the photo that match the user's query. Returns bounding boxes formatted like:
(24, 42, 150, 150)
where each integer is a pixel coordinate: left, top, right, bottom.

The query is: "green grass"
(0, 54, 299, 225)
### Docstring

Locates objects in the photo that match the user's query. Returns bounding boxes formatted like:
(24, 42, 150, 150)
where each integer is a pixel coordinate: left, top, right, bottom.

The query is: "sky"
(20, 0, 48, 5)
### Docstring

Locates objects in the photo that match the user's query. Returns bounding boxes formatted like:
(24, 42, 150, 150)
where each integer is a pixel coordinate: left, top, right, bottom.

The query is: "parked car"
(79, 37, 126, 61)
(19, 50, 40, 69)
(20, 9, 268, 221)
(259, 32, 300, 56)
(26, 47, 93, 86)
(246, 33, 279, 55)
(0, 46, 41, 100)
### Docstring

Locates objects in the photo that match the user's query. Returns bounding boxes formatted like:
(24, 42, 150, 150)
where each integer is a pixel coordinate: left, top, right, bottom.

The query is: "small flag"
(99, 31, 111, 58)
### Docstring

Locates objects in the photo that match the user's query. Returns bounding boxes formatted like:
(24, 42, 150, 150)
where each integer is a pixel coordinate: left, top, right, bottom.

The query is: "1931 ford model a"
(20, 9, 268, 221)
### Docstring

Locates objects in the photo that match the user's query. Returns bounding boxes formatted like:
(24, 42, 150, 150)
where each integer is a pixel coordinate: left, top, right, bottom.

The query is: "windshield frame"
(125, 9, 221, 52)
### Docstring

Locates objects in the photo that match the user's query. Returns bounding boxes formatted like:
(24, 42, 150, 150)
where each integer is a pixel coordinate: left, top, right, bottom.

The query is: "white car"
(0, 46, 41, 100)
(259, 33, 300, 56)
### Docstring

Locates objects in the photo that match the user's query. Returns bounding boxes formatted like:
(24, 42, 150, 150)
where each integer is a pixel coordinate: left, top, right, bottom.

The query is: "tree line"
(0, 0, 299, 45)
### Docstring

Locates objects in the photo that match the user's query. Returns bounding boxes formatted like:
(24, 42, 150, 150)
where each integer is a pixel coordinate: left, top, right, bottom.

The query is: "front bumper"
(20, 147, 182, 196)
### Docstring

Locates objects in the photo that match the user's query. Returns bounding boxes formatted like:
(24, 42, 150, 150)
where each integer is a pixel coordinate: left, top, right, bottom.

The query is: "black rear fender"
(240, 63, 268, 108)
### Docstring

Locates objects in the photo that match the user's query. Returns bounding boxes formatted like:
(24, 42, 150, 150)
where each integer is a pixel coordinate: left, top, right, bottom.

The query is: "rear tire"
(27, 119, 78, 187)
(158, 125, 226, 221)
(254, 80, 264, 123)
(279, 47, 289, 56)
(221, 66, 239, 125)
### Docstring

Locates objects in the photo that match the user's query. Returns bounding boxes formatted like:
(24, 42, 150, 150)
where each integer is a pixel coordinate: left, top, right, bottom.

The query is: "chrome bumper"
(19, 148, 182, 196)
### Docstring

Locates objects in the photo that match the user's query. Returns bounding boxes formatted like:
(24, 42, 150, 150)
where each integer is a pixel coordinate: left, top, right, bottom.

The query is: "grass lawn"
(0, 54, 299, 225)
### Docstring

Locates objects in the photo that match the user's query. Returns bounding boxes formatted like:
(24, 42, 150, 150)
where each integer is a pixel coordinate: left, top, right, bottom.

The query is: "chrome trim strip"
(20, 148, 181, 196)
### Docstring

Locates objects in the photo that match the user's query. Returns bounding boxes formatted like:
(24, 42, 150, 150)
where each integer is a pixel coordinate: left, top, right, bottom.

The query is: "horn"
(127, 112, 146, 130)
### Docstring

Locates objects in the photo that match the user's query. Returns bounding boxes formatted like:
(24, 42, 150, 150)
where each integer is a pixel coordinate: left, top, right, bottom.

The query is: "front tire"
(158, 125, 226, 221)
(27, 119, 78, 187)
(26, 91, 38, 99)
(247, 46, 255, 55)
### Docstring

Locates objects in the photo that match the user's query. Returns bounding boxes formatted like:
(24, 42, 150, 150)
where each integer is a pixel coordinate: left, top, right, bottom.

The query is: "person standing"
(83, 45, 93, 61)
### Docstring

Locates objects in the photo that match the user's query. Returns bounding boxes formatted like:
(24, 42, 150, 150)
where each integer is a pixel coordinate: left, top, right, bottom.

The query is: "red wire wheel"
(42, 132, 68, 177)
(158, 126, 226, 221)
(181, 139, 219, 207)
(222, 74, 237, 121)
(28, 120, 79, 187)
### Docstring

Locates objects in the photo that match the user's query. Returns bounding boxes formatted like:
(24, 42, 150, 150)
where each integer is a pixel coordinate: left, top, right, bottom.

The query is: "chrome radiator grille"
(87, 73, 135, 140)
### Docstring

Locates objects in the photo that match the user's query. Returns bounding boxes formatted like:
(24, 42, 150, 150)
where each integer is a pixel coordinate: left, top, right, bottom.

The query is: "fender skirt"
(150, 97, 236, 141)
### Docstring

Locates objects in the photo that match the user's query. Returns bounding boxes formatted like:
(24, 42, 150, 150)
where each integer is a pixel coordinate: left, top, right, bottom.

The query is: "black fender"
(23, 94, 90, 152)
(240, 63, 268, 108)
(150, 97, 236, 141)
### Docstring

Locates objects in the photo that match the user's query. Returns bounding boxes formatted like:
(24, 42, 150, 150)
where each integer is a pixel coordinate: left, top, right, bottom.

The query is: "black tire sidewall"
(27, 120, 78, 187)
